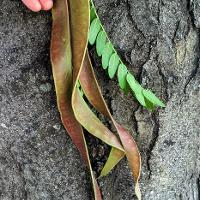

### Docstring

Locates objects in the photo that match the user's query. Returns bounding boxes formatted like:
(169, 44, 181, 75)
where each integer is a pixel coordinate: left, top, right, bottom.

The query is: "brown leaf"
(80, 52, 141, 200)
(51, 1, 102, 199)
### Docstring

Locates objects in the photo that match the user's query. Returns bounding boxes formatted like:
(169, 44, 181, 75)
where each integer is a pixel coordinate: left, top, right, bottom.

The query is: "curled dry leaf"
(51, 0, 102, 199)
(80, 52, 141, 199)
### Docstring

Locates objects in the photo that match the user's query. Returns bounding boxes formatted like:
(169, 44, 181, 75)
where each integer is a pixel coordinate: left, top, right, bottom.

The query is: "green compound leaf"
(89, 18, 101, 45)
(143, 89, 165, 108)
(117, 64, 128, 90)
(108, 53, 120, 79)
(89, 1, 165, 109)
(102, 42, 113, 69)
(96, 31, 107, 56)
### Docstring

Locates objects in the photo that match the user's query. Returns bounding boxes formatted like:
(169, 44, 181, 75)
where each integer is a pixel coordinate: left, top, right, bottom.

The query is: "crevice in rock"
(197, 175, 200, 200)
(172, 20, 181, 44)
(18, 163, 28, 200)
(156, 0, 162, 24)
(146, 112, 160, 179)
(157, 62, 169, 101)
(183, 27, 200, 94)
(183, 0, 200, 94)
(126, 0, 146, 39)
(187, 0, 196, 29)
(137, 40, 155, 82)
(184, 62, 199, 94)
(132, 105, 140, 136)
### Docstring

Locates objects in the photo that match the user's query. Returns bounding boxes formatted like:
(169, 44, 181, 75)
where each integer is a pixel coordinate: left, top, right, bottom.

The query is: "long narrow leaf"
(80, 52, 141, 200)
(68, 0, 124, 166)
(51, 1, 102, 199)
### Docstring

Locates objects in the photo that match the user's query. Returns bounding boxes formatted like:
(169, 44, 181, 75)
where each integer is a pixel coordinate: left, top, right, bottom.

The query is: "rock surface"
(0, 1, 90, 199)
(0, 0, 200, 200)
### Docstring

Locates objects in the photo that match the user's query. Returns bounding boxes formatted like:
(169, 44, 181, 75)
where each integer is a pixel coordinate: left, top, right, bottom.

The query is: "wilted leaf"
(79, 52, 141, 200)
(51, 1, 102, 199)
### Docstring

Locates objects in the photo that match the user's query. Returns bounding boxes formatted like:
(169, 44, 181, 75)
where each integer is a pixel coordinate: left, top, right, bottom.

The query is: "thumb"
(22, 0, 42, 12)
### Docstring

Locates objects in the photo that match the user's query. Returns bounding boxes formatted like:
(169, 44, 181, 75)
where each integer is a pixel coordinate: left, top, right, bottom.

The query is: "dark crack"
(18, 164, 28, 200)
(156, 0, 162, 24)
(183, 27, 200, 94)
(197, 175, 200, 200)
(187, 0, 196, 29)
(183, 0, 200, 94)
(157, 62, 169, 101)
(138, 39, 156, 82)
(184, 62, 199, 93)
(146, 112, 160, 179)
(172, 20, 181, 44)
(126, 0, 146, 39)
(132, 105, 140, 136)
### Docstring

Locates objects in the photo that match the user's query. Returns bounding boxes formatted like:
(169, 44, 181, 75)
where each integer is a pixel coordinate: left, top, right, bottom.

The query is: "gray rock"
(0, 1, 90, 200)
(0, 0, 200, 200)
(92, 0, 200, 199)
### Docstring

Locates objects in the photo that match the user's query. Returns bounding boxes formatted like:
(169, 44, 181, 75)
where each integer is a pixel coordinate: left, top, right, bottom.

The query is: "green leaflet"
(89, 1, 165, 109)
(108, 53, 120, 79)
(102, 42, 113, 69)
(126, 73, 143, 94)
(143, 89, 165, 108)
(118, 64, 128, 90)
(89, 18, 101, 45)
(143, 97, 155, 111)
(96, 31, 107, 56)
(126, 74, 146, 107)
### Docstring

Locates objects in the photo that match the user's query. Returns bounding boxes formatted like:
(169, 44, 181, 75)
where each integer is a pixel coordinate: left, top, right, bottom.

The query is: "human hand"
(22, 0, 53, 12)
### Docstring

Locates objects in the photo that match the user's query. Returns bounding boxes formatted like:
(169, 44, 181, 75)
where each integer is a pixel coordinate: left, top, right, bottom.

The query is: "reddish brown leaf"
(51, 1, 102, 199)
(68, 0, 125, 179)
(80, 52, 141, 199)
(52, 0, 141, 199)
(68, 0, 125, 169)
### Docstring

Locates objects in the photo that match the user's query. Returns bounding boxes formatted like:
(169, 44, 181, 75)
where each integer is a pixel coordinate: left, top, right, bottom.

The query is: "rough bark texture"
(0, 0, 199, 200)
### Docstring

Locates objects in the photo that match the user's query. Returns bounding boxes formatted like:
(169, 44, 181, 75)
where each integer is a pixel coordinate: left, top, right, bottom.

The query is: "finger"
(39, 0, 53, 11)
(21, 0, 42, 12)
